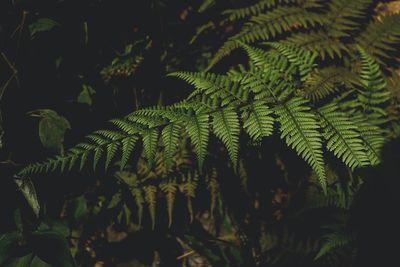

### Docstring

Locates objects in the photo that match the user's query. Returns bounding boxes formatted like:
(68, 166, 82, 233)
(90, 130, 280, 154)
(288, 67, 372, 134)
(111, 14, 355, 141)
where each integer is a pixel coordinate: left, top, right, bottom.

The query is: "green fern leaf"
(356, 14, 400, 63)
(120, 136, 139, 170)
(142, 129, 159, 167)
(212, 108, 240, 169)
(105, 142, 118, 170)
(351, 113, 385, 166)
(275, 97, 326, 191)
(93, 147, 103, 170)
(210, 0, 324, 66)
(161, 123, 182, 168)
(304, 66, 359, 101)
(315, 231, 353, 259)
(357, 46, 390, 115)
(317, 103, 369, 169)
(243, 101, 274, 141)
(186, 112, 209, 170)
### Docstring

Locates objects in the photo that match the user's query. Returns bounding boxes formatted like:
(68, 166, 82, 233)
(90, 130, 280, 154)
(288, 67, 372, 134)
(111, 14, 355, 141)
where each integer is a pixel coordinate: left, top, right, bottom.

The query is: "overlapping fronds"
(284, 31, 349, 59)
(317, 103, 369, 169)
(304, 67, 359, 101)
(356, 14, 400, 63)
(210, 0, 324, 67)
(323, 0, 372, 37)
(18, 46, 387, 193)
(210, 0, 399, 68)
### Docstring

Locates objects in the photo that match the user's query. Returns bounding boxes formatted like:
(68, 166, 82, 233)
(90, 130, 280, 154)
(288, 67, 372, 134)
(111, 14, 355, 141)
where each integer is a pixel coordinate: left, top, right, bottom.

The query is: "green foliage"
(29, 18, 60, 39)
(29, 109, 71, 154)
(18, 44, 389, 195)
(275, 97, 326, 190)
(2, 1, 399, 266)
(317, 103, 369, 170)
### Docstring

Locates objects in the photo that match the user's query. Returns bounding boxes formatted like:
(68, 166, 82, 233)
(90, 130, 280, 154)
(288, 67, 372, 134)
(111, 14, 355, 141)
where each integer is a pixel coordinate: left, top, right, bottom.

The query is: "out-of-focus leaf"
(29, 18, 60, 38)
(30, 256, 52, 267)
(13, 209, 23, 232)
(6, 253, 34, 267)
(14, 175, 40, 217)
(29, 109, 71, 153)
(199, 0, 215, 13)
(31, 229, 76, 267)
(71, 196, 88, 223)
(0, 231, 22, 265)
(77, 84, 96, 106)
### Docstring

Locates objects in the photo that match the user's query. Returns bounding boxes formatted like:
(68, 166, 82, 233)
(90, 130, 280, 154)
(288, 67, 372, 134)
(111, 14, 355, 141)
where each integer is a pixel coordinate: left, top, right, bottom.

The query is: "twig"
(176, 250, 195, 260)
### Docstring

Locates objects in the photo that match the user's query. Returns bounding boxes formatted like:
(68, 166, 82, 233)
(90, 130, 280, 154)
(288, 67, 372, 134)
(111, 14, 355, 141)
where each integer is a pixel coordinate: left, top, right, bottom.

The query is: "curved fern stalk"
(357, 46, 390, 117)
(160, 179, 178, 227)
(317, 103, 369, 170)
(211, 108, 240, 169)
(356, 14, 400, 63)
(209, 0, 324, 68)
(275, 97, 327, 191)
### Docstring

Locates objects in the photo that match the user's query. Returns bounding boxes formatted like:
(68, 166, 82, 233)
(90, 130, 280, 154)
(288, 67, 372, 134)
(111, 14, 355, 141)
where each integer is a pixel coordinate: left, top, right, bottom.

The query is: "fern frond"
(206, 168, 219, 216)
(275, 97, 326, 191)
(351, 113, 385, 166)
(131, 187, 144, 226)
(304, 66, 359, 101)
(324, 0, 372, 37)
(211, 108, 240, 169)
(356, 14, 400, 63)
(223, 0, 279, 21)
(181, 172, 198, 223)
(284, 31, 349, 59)
(357, 47, 390, 115)
(317, 103, 369, 169)
(144, 185, 157, 229)
(242, 100, 274, 141)
(120, 136, 139, 170)
(160, 179, 178, 227)
(267, 42, 317, 80)
(186, 112, 210, 170)
(161, 123, 182, 168)
(315, 231, 353, 259)
(142, 129, 159, 167)
(210, 0, 324, 66)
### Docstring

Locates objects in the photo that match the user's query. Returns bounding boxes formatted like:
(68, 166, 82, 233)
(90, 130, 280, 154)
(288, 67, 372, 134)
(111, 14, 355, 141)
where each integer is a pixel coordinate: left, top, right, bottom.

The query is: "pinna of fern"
(18, 44, 389, 193)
